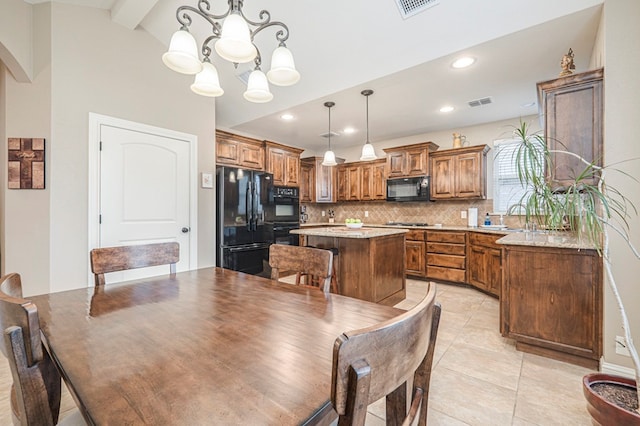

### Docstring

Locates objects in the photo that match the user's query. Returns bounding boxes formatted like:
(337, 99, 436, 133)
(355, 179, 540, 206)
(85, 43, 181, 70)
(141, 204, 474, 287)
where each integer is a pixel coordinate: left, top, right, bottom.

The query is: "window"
(493, 138, 544, 214)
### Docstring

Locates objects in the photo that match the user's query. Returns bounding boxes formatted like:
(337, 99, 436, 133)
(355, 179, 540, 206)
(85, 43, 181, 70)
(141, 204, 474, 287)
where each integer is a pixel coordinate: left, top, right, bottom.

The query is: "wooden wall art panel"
(8, 138, 45, 189)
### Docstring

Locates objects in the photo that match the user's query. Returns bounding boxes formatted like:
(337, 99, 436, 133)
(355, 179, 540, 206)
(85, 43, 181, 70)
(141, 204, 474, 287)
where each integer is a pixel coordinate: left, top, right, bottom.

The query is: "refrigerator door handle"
(245, 180, 252, 232)
(252, 180, 258, 231)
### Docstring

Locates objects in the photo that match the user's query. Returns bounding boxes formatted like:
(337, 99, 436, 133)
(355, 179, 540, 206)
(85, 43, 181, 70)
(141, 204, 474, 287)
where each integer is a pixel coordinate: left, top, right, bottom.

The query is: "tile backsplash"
(301, 200, 524, 228)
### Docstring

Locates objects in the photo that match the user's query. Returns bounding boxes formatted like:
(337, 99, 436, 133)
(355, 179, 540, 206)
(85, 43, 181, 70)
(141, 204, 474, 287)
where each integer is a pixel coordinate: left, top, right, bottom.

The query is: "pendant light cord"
(365, 94, 370, 144)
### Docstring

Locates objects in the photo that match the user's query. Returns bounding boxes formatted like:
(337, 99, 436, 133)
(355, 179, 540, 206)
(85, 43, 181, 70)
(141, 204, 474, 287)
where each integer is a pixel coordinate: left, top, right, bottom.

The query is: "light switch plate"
(201, 173, 213, 189)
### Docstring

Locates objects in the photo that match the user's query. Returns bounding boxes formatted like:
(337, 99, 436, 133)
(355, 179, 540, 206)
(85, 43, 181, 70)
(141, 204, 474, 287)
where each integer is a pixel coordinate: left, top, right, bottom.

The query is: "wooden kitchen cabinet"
(501, 243, 602, 368)
(467, 232, 504, 297)
(360, 159, 387, 201)
(430, 144, 490, 200)
(264, 141, 303, 187)
(425, 230, 466, 283)
(216, 130, 264, 170)
(537, 68, 603, 187)
(405, 230, 426, 277)
(300, 156, 344, 203)
(383, 142, 439, 178)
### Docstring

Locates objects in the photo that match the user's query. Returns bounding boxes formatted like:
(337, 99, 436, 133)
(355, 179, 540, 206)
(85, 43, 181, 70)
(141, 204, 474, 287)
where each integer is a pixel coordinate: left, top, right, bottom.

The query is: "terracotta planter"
(583, 373, 640, 425)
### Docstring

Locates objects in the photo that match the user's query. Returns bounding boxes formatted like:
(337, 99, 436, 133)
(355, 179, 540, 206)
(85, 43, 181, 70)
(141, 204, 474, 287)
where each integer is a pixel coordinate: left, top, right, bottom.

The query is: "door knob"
(181, 227, 190, 233)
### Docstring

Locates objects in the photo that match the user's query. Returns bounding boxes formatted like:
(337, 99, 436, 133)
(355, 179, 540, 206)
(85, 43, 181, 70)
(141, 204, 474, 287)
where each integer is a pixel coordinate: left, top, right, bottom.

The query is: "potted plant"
(506, 120, 640, 423)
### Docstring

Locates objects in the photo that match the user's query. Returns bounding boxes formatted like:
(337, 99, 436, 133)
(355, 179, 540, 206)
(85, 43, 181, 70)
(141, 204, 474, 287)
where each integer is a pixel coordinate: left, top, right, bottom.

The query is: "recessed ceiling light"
(280, 113, 294, 120)
(343, 127, 356, 134)
(439, 106, 454, 113)
(452, 56, 476, 69)
(521, 102, 536, 108)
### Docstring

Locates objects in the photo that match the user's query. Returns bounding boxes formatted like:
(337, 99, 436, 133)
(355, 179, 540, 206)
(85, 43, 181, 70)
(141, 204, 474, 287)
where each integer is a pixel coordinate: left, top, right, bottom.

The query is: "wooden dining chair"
(90, 242, 180, 286)
(331, 282, 441, 426)
(269, 244, 333, 292)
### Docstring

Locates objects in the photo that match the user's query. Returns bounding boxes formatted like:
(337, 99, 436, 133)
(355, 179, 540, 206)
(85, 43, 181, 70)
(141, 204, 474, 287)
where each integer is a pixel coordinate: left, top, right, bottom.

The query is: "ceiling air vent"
(468, 97, 493, 108)
(395, 0, 440, 19)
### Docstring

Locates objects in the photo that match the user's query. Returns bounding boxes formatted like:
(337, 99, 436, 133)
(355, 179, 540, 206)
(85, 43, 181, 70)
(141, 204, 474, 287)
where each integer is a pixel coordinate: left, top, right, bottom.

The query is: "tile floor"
(0, 279, 595, 425)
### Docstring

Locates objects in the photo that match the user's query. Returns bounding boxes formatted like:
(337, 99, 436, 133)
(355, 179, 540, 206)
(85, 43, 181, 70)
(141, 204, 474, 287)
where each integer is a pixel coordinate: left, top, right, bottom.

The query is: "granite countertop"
(300, 222, 514, 235)
(291, 226, 408, 239)
(496, 231, 599, 250)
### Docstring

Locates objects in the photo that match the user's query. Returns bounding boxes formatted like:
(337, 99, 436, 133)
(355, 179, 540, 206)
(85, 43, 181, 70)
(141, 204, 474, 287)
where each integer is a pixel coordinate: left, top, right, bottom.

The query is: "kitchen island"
(291, 227, 408, 305)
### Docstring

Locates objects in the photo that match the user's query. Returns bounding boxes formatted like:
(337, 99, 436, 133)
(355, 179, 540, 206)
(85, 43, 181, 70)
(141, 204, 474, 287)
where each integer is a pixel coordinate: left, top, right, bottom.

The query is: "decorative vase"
(583, 373, 640, 425)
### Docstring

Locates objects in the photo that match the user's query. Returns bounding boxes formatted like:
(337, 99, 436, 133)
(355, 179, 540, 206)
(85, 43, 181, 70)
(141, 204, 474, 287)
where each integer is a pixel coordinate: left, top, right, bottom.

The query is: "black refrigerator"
(216, 167, 274, 275)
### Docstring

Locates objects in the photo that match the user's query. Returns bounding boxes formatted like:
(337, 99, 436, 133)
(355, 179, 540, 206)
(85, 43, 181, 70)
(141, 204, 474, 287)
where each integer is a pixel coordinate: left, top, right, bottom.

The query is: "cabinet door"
(238, 143, 264, 170)
(300, 162, 314, 202)
(347, 166, 361, 200)
(387, 152, 406, 178)
(468, 245, 488, 290)
(430, 155, 454, 199)
(487, 248, 502, 297)
(267, 148, 286, 185)
(285, 152, 300, 186)
(216, 138, 239, 165)
(337, 166, 348, 201)
(456, 152, 482, 198)
(316, 162, 335, 202)
(371, 162, 387, 200)
(405, 240, 425, 277)
(360, 164, 373, 200)
(406, 148, 428, 176)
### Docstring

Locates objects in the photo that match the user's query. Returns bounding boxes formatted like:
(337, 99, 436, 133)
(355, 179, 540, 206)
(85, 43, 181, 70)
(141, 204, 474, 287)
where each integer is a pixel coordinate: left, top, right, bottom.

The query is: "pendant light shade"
(267, 45, 300, 86)
(243, 68, 273, 103)
(214, 12, 257, 64)
(359, 89, 378, 161)
(190, 59, 224, 97)
(322, 101, 338, 166)
(162, 28, 203, 75)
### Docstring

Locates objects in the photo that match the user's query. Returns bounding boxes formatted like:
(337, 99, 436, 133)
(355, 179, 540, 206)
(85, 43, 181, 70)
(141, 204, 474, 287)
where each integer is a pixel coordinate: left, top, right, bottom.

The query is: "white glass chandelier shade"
(322, 150, 337, 166)
(360, 142, 377, 161)
(359, 89, 378, 161)
(243, 69, 273, 103)
(214, 13, 257, 64)
(162, 29, 203, 74)
(267, 46, 300, 86)
(190, 60, 224, 97)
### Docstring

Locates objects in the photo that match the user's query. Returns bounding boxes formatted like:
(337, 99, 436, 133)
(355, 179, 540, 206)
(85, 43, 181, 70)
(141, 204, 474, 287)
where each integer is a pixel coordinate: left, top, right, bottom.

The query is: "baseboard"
(600, 360, 636, 379)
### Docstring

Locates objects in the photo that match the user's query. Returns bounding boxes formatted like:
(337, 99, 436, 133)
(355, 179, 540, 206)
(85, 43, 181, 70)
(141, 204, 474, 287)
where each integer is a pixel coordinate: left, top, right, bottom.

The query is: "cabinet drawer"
(405, 230, 425, 241)
(426, 266, 466, 282)
(426, 242, 466, 256)
(427, 231, 466, 244)
(427, 253, 465, 269)
(469, 232, 503, 247)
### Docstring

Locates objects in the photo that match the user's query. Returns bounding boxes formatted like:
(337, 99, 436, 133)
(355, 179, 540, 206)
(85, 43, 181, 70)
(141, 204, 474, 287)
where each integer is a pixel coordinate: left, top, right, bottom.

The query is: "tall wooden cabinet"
(264, 141, 303, 187)
(383, 142, 439, 178)
(430, 145, 490, 200)
(300, 157, 344, 203)
(216, 130, 264, 170)
(537, 68, 603, 186)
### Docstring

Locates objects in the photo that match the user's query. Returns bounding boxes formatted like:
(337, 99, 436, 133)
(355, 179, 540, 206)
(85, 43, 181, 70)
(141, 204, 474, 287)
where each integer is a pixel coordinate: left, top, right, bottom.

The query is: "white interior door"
(98, 124, 191, 284)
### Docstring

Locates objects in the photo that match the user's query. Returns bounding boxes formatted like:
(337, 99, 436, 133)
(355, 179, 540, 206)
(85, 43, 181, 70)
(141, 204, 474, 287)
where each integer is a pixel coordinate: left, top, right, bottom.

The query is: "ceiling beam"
(111, 0, 159, 30)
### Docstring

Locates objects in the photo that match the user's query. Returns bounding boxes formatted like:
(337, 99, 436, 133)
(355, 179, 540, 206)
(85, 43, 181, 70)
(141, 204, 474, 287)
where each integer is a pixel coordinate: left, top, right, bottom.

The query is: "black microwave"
(386, 176, 430, 202)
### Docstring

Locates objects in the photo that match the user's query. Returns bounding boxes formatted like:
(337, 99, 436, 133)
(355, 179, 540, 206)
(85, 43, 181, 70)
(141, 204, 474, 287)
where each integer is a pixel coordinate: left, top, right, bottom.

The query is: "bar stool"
(296, 247, 339, 294)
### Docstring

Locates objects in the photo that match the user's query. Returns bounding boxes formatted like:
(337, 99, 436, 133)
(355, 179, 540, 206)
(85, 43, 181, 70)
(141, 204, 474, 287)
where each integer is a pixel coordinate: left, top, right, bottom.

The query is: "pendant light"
(360, 89, 377, 161)
(322, 102, 337, 166)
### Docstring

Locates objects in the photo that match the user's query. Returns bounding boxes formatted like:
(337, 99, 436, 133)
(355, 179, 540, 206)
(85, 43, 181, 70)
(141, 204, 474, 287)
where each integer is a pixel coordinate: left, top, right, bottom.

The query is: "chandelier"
(162, 0, 300, 103)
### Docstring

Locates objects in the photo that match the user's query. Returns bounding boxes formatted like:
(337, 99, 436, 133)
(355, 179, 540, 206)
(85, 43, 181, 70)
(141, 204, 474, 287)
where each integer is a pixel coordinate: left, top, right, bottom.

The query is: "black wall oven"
(268, 186, 300, 246)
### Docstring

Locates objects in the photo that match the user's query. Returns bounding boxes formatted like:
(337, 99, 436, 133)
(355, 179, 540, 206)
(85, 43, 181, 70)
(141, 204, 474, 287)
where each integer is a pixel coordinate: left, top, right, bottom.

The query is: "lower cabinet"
(425, 231, 466, 283)
(501, 244, 602, 368)
(467, 232, 504, 297)
(405, 230, 426, 277)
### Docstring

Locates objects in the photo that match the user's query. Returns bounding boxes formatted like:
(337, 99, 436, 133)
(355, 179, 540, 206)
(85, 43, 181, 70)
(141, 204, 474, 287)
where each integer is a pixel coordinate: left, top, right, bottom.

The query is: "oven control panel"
(273, 186, 298, 197)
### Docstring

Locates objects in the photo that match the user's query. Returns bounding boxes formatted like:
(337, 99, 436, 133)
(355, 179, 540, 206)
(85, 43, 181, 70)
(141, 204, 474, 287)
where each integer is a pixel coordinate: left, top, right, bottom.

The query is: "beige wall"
(0, 64, 5, 273)
(1, 3, 217, 295)
(601, 0, 640, 371)
(0, 0, 32, 82)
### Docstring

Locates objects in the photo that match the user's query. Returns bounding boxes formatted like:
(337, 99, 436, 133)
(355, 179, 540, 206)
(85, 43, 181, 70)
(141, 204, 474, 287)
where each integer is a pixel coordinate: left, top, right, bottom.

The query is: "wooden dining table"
(30, 267, 403, 425)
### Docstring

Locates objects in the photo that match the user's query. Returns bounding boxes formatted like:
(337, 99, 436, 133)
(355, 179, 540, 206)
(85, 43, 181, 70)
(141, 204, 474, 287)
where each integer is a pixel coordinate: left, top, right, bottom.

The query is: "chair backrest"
(0, 272, 23, 299)
(90, 242, 180, 286)
(0, 274, 61, 425)
(331, 282, 441, 426)
(269, 244, 333, 292)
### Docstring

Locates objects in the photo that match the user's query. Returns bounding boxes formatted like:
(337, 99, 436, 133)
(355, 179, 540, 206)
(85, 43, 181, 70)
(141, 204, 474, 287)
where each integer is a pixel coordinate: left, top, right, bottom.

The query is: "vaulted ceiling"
(27, 0, 604, 151)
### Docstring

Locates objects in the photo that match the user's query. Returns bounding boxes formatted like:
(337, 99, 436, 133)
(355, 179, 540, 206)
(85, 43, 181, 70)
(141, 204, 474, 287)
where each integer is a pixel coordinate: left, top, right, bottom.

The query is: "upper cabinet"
(537, 68, 603, 187)
(430, 144, 490, 200)
(300, 156, 344, 203)
(337, 159, 386, 202)
(216, 130, 265, 170)
(383, 142, 439, 178)
(264, 141, 304, 187)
